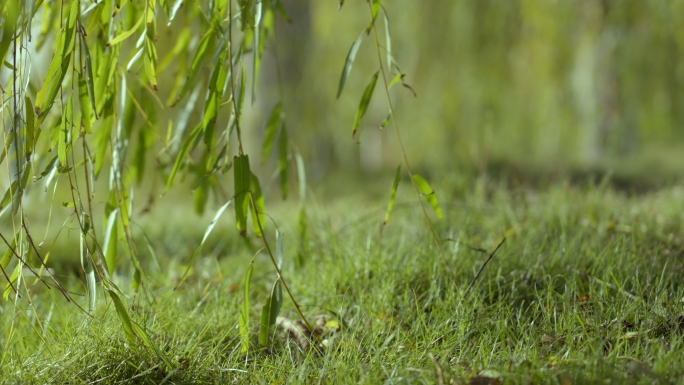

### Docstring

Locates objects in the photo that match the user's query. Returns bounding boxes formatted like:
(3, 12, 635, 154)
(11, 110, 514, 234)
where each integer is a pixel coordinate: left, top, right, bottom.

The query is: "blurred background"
(255, 0, 684, 189)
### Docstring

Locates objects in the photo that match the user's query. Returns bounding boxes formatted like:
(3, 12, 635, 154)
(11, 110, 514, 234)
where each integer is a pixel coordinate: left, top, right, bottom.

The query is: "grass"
(1, 175, 684, 384)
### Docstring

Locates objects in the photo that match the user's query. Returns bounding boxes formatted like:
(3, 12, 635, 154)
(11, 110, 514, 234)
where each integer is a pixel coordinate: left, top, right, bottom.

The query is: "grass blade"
(412, 174, 443, 220)
(336, 31, 366, 99)
(352, 70, 379, 139)
(240, 262, 254, 354)
(233, 154, 251, 236)
(261, 103, 282, 163)
(383, 164, 401, 225)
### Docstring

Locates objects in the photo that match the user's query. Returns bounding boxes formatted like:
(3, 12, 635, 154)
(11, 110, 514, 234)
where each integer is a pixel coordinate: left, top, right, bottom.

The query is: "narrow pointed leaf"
(277, 125, 288, 199)
(108, 290, 137, 352)
(336, 31, 366, 99)
(412, 174, 443, 219)
(173, 28, 214, 105)
(261, 103, 282, 163)
(106, 15, 143, 46)
(233, 154, 251, 236)
(352, 71, 379, 139)
(383, 164, 401, 224)
(24, 96, 35, 156)
(249, 172, 265, 237)
(175, 200, 233, 289)
(78, 71, 94, 134)
(164, 122, 202, 193)
(103, 209, 118, 275)
(259, 279, 282, 347)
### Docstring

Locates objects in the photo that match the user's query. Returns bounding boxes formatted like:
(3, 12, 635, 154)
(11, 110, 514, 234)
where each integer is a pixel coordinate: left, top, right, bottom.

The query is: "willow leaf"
(106, 15, 143, 46)
(352, 71, 378, 139)
(412, 174, 443, 219)
(277, 125, 288, 199)
(383, 164, 401, 224)
(261, 102, 282, 163)
(259, 279, 282, 347)
(336, 31, 366, 99)
(103, 209, 118, 275)
(164, 122, 202, 193)
(249, 172, 265, 237)
(108, 290, 137, 352)
(175, 200, 232, 290)
(233, 154, 251, 236)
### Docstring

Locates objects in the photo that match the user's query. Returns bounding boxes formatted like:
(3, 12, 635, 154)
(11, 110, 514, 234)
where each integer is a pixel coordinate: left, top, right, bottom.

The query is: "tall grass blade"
(240, 263, 254, 353)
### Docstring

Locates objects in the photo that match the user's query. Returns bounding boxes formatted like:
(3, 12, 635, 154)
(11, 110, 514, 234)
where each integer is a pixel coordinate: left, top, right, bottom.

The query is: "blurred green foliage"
(267, 0, 684, 178)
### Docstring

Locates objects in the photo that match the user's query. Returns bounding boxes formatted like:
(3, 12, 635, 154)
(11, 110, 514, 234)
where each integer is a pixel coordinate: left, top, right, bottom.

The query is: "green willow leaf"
(144, 36, 158, 91)
(203, 50, 228, 147)
(370, 0, 381, 27)
(384, 164, 401, 225)
(108, 289, 138, 352)
(24, 96, 35, 156)
(239, 262, 253, 353)
(336, 31, 366, 99)
(58, 95, 73, 166)
(352, 71, 379, 139)
(261, 102, 282, 163)
(252, 0, 263, 104)
(106, 15, 143, 47)
(103, 209, 118, 276)
(0, 2, 19, 67)
(277, 125, 288, 199)
(259, 279, 282, 347)
(164, 122, 202, 193)
(175, 200, 232, 290)
(249, 172, 265, 237)
(233, 154, 251, 236)
(35, 0, 78, 120)
(412, 174, 443, 220)
(80, 23, 98, 120)
(78, 71, 93, 134)
(173, 27, 214, 105)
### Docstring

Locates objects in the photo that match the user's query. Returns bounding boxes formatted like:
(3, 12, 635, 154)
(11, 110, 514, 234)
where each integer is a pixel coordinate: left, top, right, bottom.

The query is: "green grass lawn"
(2, 176, 684, 384)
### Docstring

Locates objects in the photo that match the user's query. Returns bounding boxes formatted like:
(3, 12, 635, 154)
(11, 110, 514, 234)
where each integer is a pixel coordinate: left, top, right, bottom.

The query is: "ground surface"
(1, 175, 684, 384)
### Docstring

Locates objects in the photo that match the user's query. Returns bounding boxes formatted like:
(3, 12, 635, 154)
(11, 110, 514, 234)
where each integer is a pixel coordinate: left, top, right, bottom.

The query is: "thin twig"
(463, 238, 506, 299)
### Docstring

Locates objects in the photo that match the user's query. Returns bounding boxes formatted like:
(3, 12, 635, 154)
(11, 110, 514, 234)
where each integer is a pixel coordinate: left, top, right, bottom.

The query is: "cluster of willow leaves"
(0, 0, 442, 360)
